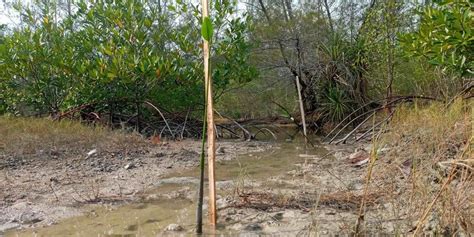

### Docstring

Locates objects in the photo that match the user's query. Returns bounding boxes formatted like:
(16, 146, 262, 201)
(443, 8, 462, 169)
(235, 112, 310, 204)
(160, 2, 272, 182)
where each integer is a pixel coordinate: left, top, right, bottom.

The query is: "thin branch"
(144, 101, 175, 138)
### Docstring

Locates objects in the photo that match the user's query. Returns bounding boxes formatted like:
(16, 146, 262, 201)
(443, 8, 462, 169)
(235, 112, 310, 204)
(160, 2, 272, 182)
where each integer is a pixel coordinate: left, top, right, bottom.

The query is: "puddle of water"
(8, 129, 329, 236)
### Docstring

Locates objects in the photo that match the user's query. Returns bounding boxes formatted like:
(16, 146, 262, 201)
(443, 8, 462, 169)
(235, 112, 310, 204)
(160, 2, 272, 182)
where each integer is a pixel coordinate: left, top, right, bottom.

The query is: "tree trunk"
(296, 76, 308, 143)
(257, 0, 317, 114)
(323, 0, 334, 32)
(385, 0, 395, 112)
(67, 0, 72, 17)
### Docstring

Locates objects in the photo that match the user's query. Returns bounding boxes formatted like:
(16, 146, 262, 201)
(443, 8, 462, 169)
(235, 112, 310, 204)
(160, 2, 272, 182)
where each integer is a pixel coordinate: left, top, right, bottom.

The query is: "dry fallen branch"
(144, 101, 175, 138)
(438, 159, 474, 172)
(180, 107, 191, 140)
(231, 190, 384, 213)
(412, 139, 473, 235)
(271, 100, 299, 127)
(215, 110, 254, 141)
(333, 112, 376, 145)
(254, 127, 277, 140)
(355, 111, 394, 142)
(325, 99, 384, 139)
(328, 95, 440, 144)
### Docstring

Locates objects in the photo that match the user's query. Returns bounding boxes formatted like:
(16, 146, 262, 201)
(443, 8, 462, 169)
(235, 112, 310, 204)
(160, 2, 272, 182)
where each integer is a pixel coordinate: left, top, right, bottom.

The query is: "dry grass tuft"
(0, 116, 149, 159)
(233, 191, 313, 211)
(318, 191, 383, 211)
(370, 99, 473, 234)
(232, 190, 384, 212)
(232, 192, 313, 211)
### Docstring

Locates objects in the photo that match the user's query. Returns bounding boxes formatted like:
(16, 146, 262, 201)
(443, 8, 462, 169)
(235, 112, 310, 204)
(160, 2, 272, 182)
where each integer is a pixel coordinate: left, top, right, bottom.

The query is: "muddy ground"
(0, 139, 273, 235)
(0, 136, 445, 236)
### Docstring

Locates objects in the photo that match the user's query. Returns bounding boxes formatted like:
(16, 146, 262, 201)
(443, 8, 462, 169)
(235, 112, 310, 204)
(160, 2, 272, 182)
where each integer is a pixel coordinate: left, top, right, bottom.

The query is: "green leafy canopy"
(0, 0, 257, 117)
(400, 0, 473, 77)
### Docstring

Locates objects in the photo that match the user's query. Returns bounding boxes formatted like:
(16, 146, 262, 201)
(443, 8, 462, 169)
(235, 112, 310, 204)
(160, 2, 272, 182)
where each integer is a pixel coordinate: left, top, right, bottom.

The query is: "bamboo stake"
(296, 76, 308, 144)
(201, 0, 217, 227)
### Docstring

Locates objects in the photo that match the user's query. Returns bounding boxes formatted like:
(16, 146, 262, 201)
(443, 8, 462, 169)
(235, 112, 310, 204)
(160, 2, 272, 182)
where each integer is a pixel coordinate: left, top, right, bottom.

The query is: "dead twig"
(355, 111, 394, 142)
(216, 124, 242, 139)
(325, 99, 383, 139)
(271, 100, 299, 127)
(180, 107, 191, 140)
(328, 95, 440, 144)
(412, 166, 457, 235)
(328, 108, 381, 144)
(254, 127, 277, 140)
(214, 110, 254, 141)
(355, 114, 388, 235)
(49, 180, 60, 202)
(144, 101, 175, 138)
(412, 139, 472, 235)
(334, 112, 375, 145)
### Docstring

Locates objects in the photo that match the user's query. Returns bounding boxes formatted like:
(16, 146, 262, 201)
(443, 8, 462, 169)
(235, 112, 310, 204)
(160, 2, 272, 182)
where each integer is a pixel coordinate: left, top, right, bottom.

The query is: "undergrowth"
(367, 99, 473, 234)
(0, 116, 148, 158)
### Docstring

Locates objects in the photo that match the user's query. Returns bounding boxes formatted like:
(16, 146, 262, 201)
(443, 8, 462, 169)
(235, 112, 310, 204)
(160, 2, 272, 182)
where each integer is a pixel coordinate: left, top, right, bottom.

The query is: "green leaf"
(167, 5, 176, 12)
(103, 48, 113, 56)
(144, 19, 152, 28)
(201, 17, 213, 42)
(107, 72, 116, 79)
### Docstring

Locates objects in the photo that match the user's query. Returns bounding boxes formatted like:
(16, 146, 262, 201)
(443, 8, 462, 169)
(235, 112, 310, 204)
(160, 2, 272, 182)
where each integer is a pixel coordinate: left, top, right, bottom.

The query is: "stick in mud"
(197, 0, 217, 231)
(296, 76, 308, 144)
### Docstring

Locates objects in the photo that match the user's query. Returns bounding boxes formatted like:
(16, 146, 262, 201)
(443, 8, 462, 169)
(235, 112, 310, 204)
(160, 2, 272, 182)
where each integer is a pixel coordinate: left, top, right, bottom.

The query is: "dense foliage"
(0, 0, 256, 124)
(400, 0, 473, 77)
(221, 0, 472, 123)
(0, 0, 471, 130)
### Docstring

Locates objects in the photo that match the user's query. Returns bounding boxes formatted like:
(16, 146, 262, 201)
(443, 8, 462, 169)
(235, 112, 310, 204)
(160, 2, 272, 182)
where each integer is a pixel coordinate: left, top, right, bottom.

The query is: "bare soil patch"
(0, 118, 272, 234)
